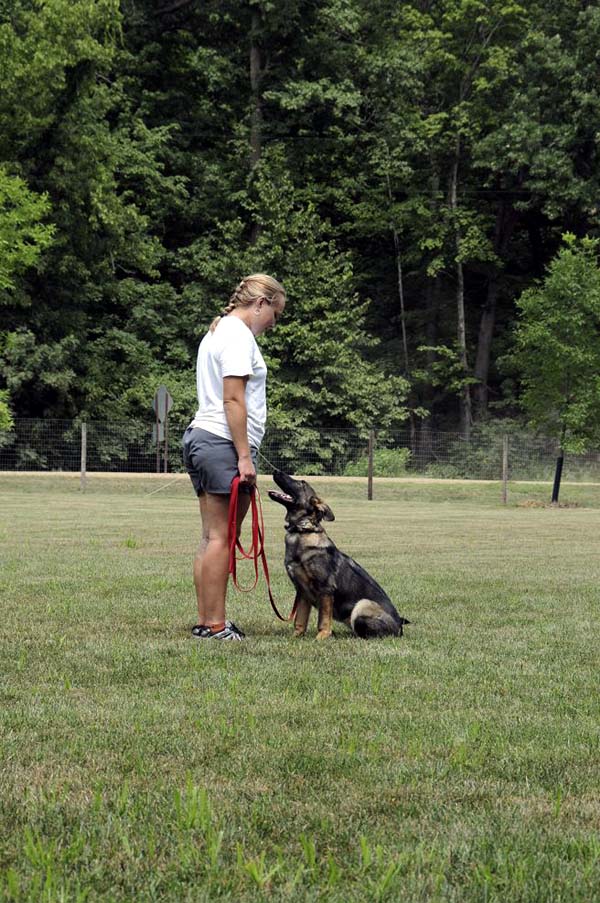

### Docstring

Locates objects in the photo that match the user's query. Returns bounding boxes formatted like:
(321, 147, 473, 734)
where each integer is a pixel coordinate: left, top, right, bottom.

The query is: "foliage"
(0, 388, 13, 431)
(178, 145, 410, 434)
(422, 418, 516, 480)
(344, 447, 411, 477)
(413, 344, 480, 401)
(511, 235, 600, 453)
(0, 169, 54, 293)
(1, 0, 600, 442)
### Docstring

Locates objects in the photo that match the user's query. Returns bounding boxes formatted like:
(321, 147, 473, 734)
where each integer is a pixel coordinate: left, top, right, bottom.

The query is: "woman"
(182, 274, 286, 640)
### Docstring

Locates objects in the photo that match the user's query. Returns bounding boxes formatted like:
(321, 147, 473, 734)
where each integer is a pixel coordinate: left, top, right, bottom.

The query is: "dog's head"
(268, 471, 334, 531)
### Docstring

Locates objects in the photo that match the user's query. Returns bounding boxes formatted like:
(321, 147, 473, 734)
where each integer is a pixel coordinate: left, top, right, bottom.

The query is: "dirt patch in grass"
(517, 499, 582, 508)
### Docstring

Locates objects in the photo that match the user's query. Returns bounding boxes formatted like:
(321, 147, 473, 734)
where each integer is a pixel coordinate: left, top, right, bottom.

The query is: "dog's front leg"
(293, 594, 312, 637)
(316, 594, 334, 640)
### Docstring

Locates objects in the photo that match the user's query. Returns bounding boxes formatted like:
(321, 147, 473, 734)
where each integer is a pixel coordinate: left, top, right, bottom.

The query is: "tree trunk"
(250, 11, 262, 170)
(393, 226, 409, 374)
(418, 276, 440, 466)
(249, 9, 263, 244)
(419, 160, 441, 463)
(156, 0, 195, 15)
(473, 202, 517, 418)
(527, 214, 545, 278)
(384, 147, 416, 451)
(473, 277, 499, 415)
(450, 142, 471, 440)
(390, 223, 418, 453)
(384, 148, 409, 374)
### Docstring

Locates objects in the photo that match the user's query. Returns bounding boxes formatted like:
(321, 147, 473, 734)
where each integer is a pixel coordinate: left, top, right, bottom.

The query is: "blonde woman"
(182, 274, 286, 640)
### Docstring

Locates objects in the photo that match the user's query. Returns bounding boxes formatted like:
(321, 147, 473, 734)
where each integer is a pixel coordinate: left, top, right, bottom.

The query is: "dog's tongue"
(269, 490, 293, 502)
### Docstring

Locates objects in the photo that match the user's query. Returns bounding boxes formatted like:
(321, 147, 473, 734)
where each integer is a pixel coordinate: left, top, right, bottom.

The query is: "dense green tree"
(119, 0, 410, 433)
(0, 0, 187, 419)
(512, 234, 600, 500)
(176, 146, 409, 432)
(472, 1, 600, 417)
(1, 0, 600, 451)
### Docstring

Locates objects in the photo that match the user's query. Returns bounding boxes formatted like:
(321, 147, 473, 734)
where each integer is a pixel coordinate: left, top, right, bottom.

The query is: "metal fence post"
(551, 452, 564, 505)
(367, 430, 374, 500)
(80, 421, 87, 492)
(164, 414, 169, 473)
(501, 434, 508, 505)
(155, 411, 160, 473)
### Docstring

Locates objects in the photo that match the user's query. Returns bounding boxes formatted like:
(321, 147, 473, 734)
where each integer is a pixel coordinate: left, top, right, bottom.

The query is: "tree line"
(1, 0, 600, 445)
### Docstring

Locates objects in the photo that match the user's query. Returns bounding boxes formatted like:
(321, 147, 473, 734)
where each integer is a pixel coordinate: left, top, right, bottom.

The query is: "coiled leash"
(228, 476, 297, 622)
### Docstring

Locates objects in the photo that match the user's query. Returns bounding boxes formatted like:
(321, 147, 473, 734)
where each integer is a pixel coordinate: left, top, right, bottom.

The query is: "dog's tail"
(350, 599, 409, 639)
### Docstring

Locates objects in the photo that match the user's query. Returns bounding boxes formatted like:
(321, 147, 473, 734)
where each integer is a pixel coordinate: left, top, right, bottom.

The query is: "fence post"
(164, 414, 169, 474)
(367, 430, 374, 500)
(551, 452, 564, 505)
(155, 410, 160, 474)
(501, 434, 508, 505)
(80, 421, 87, 492)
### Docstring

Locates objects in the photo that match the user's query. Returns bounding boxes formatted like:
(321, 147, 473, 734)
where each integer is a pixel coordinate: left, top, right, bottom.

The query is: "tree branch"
(154, 0, 195, 16)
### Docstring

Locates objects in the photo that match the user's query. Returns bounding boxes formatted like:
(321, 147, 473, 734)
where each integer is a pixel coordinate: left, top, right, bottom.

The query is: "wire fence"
(2, 418, 600, 483)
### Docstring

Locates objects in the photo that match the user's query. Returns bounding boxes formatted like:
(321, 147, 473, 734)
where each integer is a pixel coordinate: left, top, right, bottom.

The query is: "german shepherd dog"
(268, 471, 410, 640)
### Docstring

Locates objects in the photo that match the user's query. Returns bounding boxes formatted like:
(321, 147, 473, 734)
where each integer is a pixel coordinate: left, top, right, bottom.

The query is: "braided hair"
(209, 274, 286, 332)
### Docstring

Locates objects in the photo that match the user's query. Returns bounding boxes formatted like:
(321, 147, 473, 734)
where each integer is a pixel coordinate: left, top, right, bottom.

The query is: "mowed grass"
(1, 474, 600, 902)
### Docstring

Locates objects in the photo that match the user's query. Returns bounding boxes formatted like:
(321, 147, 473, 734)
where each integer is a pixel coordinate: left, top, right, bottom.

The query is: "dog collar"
(285, 519, 324, 534)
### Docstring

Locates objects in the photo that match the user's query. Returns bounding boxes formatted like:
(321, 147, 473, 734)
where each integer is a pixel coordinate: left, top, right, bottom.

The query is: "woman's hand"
(238, 452, 256, 485)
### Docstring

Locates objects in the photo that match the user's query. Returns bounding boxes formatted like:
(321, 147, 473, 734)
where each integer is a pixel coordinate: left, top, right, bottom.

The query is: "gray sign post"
(152, 386, 173, 473)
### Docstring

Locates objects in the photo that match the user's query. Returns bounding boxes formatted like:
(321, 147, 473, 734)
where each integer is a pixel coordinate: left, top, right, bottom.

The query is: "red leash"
(228, 476, 296, 622)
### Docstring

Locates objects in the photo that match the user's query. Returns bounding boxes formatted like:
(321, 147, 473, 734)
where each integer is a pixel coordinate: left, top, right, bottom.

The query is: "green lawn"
(1, 474, 600, 901)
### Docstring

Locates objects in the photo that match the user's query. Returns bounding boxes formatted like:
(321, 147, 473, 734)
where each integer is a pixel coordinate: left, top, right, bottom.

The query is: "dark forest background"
(1, 0, 600, 442)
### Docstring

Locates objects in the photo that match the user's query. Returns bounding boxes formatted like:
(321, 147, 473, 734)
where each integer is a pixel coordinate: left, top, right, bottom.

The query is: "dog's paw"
(293, 628, 306, 638)
(316, 630, 333, 641)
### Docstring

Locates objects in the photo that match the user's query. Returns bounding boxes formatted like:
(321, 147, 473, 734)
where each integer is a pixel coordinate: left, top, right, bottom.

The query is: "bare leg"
(193, 491, 251, 626)
(193, 501, 210, 625)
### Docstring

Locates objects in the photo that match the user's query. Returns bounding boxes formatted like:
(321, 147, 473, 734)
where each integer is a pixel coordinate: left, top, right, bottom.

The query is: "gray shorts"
(182, 426, 258, 496)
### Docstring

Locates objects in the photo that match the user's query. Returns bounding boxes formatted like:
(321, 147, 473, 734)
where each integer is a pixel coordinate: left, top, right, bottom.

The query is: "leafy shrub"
(344, 447, 411, 477)
(0, 390, 13, 432)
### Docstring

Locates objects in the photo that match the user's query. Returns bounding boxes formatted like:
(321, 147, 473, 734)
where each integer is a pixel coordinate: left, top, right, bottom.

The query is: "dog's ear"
(311, 496, 335, 522)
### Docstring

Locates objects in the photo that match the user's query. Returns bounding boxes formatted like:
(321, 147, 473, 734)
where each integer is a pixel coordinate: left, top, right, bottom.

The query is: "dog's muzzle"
(268, 490, 294, 503)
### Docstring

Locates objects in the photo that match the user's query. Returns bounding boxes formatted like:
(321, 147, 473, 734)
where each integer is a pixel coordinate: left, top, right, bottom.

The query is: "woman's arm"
(223, 375, 256, 483)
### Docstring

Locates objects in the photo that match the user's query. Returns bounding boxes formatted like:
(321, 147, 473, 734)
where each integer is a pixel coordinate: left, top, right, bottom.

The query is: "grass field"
(1, 473, 600, 901)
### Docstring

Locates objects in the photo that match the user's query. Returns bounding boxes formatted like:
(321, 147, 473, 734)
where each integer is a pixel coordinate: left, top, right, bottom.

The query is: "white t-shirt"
(190, 316, 267, 448)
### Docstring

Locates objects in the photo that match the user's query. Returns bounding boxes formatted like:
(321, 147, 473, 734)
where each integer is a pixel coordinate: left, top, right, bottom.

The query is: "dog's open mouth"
(268, 490, 294, 503)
